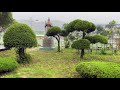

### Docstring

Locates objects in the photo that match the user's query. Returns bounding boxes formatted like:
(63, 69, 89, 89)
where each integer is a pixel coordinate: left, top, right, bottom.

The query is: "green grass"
(0, 48, 80, 78)
(1, 48, 120, 78)
(83, 50, 120, 63)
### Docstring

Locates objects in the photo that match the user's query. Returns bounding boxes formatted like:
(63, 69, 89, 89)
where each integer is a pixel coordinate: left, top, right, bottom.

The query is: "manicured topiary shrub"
(100, 48, 107, 55)
(76, 61, 120, 78)
(85, 36, 94, 44)
(46, 26, 61, 52)
(71, 39, 90, 58)
(3, 23, 37, 64)
(71, 40, 80, 50)
(0, 57, 19, 73)
(85, 35, 108, 44)
(92, 35, 108, 44)
(71, 39, 91, 50)
(66, 19, 96, 58)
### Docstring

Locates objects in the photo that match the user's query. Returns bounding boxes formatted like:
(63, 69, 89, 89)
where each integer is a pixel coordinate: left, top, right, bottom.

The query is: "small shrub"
(71, 39, 90, 50)
(0, 57, 19, 73)
(64, 37, 70, 48)
(71, 40, 79, 50)
(114, 50, 117, 54)
(92, 35, 108, 44)
(71, 39, 90, 58)
(100, 48, 107, 55)
(76, 61, 120, 78)
(85, 36, 94, 44)
(16, 53, 32, 64)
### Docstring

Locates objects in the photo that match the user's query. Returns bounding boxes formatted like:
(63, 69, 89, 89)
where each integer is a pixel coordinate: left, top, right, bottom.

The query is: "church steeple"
(48, 17, 50, 21)
(48, 17, 51, 25)
(45, 18, 52, 32)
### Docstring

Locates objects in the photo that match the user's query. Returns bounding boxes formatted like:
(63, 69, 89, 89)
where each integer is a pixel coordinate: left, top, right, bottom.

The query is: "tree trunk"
(18, 47, 25, 56)
(82, 31, 86, 39)
(96, 43, 97, 53)
(53, 35, 61, 52)
(58, 40, 60, 52)
(80, 31, 86, 58)
(80, 49, 84, 58)
(77, 49, 80, 54)
(91, 49, 92, 53)
(104, 44, 105, 51)
(91, 44, 93, 53)
(112, 33, 114, 54)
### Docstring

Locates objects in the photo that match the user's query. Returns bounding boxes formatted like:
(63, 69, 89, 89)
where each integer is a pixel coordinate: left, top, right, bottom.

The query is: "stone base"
(43, 36, 54, 47)
(40, 47, 55, 50)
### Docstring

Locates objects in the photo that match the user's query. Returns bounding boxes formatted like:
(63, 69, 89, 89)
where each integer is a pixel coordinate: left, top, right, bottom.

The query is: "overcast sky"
(12, 12, 120, 24)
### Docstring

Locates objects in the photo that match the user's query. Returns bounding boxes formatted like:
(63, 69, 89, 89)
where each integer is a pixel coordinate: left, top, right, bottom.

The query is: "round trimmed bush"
(66, 19, 80, 32)
(0, 57, 19, 73)
(92, 35, 108, 44)
(85, 35, 108, 44)
(76, 61, 120, 78)
(46, 26, 61, 52)
(3, 23, 37, 48)
(71, 39, 90, 50)
(72, 39, 90, 58)
(85, 36, 94, 44)
(71, 40, 80, 50)
(3, 23, 37, 64)
(46, 26, 61, 36)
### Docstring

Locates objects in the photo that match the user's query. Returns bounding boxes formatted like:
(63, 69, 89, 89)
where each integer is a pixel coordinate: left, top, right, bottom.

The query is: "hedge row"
(76, 61, 120, 78)
(0, 57, 19, 73)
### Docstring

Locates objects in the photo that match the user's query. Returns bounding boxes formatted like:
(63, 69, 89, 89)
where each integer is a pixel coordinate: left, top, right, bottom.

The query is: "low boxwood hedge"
(0, 57, 19, 73)
(76, 61, 120, 78)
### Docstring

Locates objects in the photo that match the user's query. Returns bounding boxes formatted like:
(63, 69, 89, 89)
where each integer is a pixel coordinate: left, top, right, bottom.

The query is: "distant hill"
(17, 19, 107, 35)
(18, 19, 65, 34)
(96, 24, 106, 26)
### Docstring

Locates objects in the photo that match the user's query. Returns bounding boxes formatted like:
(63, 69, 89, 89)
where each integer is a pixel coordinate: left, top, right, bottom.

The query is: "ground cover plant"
(0, 57, 19, 73)
(76, 61, 120, 78)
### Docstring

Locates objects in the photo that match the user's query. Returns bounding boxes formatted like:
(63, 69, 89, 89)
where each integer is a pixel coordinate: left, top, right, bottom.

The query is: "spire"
(45, 21, 47, 28)
(45, 18, 52, 30)
(48, 17, 51, 25)
(48, 17, 50, 21)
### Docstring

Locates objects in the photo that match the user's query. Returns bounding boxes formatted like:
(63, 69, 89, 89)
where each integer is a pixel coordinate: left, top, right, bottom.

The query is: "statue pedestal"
(40, 36, 55, 50)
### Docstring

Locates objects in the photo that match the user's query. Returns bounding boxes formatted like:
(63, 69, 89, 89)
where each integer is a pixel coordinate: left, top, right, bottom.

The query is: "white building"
(105, 24, 120, 49)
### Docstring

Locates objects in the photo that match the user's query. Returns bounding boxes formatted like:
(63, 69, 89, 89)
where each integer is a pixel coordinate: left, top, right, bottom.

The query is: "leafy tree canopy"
(71, 39, 90, 50)
(0, 12, 14, 29)
(3, 23, 37, 49)
(46, 26, 61, 36)
(66, 19, 96, 34)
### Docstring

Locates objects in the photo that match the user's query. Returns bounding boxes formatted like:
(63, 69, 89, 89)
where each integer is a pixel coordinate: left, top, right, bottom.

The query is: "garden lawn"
(0, 48, 80, 78)
(1, 48, 120, 78)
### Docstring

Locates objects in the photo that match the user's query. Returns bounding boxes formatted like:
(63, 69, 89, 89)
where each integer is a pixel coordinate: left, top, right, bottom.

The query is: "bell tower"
(45, 18, 52, 33)
(40, 18, 55, 50)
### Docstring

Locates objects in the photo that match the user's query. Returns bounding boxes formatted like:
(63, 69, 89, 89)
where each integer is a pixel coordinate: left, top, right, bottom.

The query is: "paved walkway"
(0, 45, 5, 49)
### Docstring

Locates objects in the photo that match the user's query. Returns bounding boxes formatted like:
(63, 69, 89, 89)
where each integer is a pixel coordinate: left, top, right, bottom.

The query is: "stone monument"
(40, 18, 55, 50)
